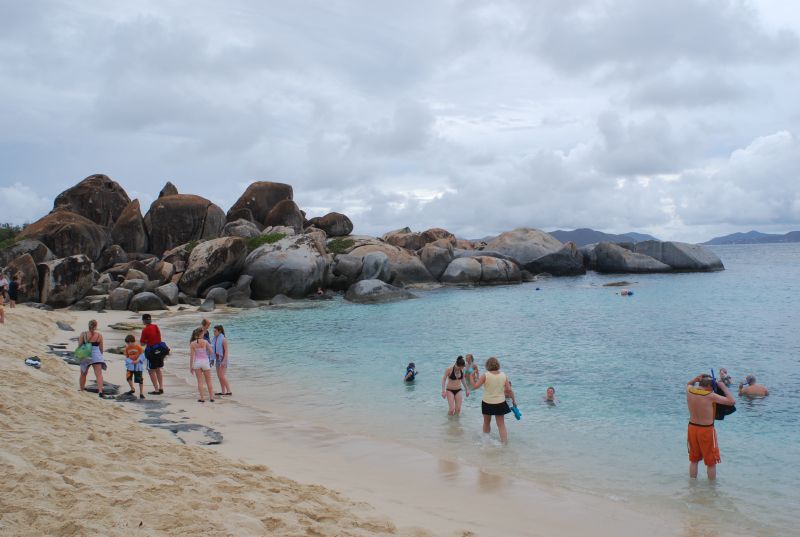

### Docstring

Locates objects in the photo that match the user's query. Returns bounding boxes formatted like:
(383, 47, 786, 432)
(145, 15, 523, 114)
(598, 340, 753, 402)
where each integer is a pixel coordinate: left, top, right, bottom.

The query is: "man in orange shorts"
(686, 374, 735, 479)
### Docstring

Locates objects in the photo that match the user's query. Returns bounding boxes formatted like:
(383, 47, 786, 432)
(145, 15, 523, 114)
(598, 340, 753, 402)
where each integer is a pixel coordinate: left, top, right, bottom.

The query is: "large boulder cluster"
(0, 174, 724, 310)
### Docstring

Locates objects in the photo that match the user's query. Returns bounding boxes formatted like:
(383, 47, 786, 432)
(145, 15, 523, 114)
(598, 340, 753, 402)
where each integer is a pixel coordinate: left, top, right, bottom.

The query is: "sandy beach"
(0, 305, 439, 537)
(0, 303, 722, 537)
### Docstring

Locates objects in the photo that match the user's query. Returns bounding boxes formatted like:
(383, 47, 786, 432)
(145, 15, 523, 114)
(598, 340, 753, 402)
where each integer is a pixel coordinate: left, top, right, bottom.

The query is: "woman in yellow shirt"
(472, 357, 517, 443)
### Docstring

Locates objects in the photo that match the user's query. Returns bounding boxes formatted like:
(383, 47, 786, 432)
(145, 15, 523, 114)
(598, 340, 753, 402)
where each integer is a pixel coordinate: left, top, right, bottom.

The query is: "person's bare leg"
(446, 392, 456, 415)
(689, 461, 699, 479)
(79, 370, 87, 391)
(219, 367, 231, 394)
(204, 370, 214, 400)
(93, 363, 104, 394)
(195, 370, 205, 400)
(496, 415, 508, 443)
(156, 369, 164, 392)
(454, 391, 464, 415)
(127, 376, 135, 393)
(138, 382, 144, 397)
(707, 464, 716, 480)
(483, 414, 491, 434)
(148, 370, 159, 391)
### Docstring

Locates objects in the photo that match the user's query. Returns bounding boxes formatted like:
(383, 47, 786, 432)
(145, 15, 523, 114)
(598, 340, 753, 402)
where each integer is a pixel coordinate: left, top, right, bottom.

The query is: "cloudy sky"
(1, 0, 799, 242)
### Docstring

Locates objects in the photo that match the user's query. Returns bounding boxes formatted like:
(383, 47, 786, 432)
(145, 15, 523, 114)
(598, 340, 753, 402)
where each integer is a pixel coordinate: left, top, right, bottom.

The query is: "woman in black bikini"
(441, 355, 470, 415)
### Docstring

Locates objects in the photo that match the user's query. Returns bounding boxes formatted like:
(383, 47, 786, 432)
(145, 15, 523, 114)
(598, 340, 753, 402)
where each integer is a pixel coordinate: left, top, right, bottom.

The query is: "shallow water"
(181, 243, 800, 535)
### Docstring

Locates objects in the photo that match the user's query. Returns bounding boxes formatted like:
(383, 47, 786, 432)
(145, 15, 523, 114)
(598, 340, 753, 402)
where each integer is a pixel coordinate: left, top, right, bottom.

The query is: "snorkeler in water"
(404, 362, 417, 382)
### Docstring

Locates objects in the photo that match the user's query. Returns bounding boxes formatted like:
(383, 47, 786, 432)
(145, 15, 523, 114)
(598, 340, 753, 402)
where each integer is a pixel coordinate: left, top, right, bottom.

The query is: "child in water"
(543, 386, 556, 405)
(465, 354, 479, 387)
(404, 362, 417, 382)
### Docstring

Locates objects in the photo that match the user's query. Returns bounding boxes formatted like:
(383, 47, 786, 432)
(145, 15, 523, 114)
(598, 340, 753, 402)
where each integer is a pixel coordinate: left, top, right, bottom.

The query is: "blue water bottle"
(510, 403, 522, 420)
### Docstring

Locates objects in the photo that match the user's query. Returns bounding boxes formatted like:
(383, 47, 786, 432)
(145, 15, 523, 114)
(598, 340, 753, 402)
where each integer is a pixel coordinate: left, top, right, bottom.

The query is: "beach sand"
(0, 306, 438, 537)
(1, 304, 708, 537)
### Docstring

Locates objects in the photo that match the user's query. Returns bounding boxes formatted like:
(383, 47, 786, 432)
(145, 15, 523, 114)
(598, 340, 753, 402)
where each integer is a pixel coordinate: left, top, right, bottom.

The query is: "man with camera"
(686, 374, 735, 480)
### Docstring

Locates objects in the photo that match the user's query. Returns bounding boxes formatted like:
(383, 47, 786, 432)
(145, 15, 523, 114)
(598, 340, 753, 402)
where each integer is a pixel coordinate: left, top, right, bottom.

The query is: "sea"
(179, 243, 800, 536)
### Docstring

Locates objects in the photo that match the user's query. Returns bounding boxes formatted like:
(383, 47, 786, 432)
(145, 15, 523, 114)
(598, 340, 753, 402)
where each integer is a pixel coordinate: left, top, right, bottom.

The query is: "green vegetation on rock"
(246, 232, 286, 251)
(0, 223, 24, 250)
(327, 237, 355, 254)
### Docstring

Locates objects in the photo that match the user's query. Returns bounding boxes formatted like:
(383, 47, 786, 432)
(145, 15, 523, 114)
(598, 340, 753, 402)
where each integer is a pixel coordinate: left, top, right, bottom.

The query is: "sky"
(1, 0, 799, 243)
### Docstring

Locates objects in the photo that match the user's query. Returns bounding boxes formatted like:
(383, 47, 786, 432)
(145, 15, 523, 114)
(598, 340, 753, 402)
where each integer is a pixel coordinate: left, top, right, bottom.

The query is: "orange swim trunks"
(687, 423, 720, 466)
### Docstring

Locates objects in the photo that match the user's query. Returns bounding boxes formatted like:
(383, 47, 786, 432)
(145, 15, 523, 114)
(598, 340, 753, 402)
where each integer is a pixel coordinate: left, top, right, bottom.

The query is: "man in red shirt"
(140, 313, 165, 394)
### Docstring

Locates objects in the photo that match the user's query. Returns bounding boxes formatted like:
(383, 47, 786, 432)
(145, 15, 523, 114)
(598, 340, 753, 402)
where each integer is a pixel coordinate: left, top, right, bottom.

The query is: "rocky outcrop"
(360, 252, 391, 282)
(155, 282, 180, 306)
(222, 219, 261, 239)
(37, 255, 94, 308)
(179, 237, 247, 297)
(594, 242, 671, 273)
(344, 279, 416, 304)
(6, 253, 39, 302)
(52, 174, 131, 227)
(205, 287, 228, 305)
(108, 287, 134, 310)
(383, 228, 427, 251)
(349, 243, 434, 285)
(144, 195, 226, 255)
(129, 292, 167, 312)
(441, 257, 482, 284)
(111, 199, 148, 253)
(159, 181, 178, 198)
(633, 241, 724, 271)
(19, 210, 109, 261)
(441, 256, 521, 285)
(243, 234, 329, 299)
(421, 228, 456, 246)
(0, 239, 55, 267)
(96, 245, 128, 272)
(264, 200, 304, 234)
(420, 242, 454, 280)
(332, 254, 363, 283)
(227, 182, 293, 225)
(523, 242, 586, 276)
(308, 212, 353, 237)
(485, 228, 563, 271)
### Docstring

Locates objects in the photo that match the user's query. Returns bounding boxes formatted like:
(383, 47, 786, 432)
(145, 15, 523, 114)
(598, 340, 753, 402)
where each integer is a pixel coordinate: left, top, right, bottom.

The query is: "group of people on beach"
(0, 270, 24, 324)
(76, 314, 232, 403)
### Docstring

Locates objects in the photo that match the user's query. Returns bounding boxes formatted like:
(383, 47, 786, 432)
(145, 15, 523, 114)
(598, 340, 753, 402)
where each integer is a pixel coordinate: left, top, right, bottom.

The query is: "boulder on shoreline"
(52, 174, 131, 228)
(523, 242, 586, 276)
(307, 212, 353, 237)
(129, 292, 167, 312)
(37, 255, 94, 308)
(222, 219, 261, 239)
(420, 242, 454, 280)
(441, 256, 521, 285)
(594, 242, 671, 273)
(485, 228, 563, 271)
(264, 199, 304, 234)
(179, 237, 247, 297)
(111, 199, 148, 253)
(108, 287, 134, 310)
(19, 210, 110, 261)
(6, 253, 40, 303)
(349, 243, 434, 285)
(226, 181, 293, 226)
(144, 194, 226, 255)
(0, 239, 55, 267)
(344, 279, 417, 304)
(633, 241, 724, 271)
(244, 234, 328, 299)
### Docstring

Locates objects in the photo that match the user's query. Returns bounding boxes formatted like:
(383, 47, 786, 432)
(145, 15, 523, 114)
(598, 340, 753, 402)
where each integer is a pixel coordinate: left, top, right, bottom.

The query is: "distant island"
(548, 228, 659, 247)
(703, 230, 800, 245)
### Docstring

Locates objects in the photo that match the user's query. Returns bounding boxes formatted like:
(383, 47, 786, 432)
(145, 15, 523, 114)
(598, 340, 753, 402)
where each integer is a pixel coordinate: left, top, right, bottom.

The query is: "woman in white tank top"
(472, 356, 517, 443)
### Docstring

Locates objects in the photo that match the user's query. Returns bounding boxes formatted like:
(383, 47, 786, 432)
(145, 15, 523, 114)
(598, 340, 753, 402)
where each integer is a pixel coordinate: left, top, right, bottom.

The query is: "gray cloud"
(1, 0, 799, 244)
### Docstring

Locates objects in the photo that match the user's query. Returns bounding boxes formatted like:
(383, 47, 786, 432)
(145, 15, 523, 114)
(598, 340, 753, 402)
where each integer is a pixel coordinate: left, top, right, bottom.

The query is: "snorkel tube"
(710, 368, 718, 391)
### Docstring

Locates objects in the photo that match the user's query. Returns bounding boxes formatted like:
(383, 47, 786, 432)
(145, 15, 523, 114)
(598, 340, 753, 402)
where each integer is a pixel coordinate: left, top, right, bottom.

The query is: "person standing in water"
(212, 325, 232, 396)
(465, 354, 479, 388)
(441, 356, 470, 415)
(686, 373, 735, 480)
(739, 374, 769, 397)
(472, 357, 517, 443)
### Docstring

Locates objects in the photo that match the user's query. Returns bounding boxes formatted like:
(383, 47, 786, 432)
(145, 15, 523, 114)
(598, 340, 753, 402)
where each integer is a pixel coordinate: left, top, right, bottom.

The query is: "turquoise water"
(213, 244, 799, 535)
